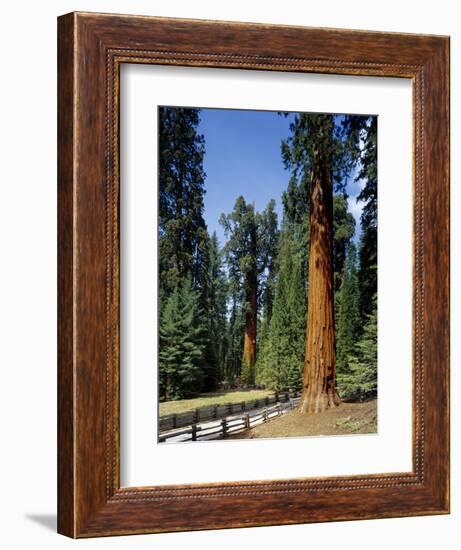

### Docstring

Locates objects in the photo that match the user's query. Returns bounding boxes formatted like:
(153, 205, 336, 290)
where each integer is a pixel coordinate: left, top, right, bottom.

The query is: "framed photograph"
(58, 12, 450, 537)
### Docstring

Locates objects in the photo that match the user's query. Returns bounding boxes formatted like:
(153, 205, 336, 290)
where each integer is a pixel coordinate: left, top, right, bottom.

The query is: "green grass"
(159, 389, 273, 416)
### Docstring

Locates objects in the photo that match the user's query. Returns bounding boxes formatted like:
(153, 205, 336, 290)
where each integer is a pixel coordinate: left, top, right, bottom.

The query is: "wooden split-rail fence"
(159, 390, 300, 433)
(158, 394, 301, 443)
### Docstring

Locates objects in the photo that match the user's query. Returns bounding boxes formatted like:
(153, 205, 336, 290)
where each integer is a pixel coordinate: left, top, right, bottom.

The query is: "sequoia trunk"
(242, 279, 257, 383)
(242, 223, 258, 385)
(300, 146, 341, 413)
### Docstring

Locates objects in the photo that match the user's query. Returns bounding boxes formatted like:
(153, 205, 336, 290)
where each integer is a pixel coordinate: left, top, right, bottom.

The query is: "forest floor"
(230, 399, 377, 439)
(159, 388, 273, 416)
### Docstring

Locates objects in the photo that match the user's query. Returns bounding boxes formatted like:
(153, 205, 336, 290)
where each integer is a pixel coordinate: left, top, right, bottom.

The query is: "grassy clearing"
(159, 389, 274, 416)
(230, 399, 377, 439)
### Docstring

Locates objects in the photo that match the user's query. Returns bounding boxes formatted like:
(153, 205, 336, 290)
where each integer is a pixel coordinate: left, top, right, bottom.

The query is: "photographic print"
(158, 106, 377, 443)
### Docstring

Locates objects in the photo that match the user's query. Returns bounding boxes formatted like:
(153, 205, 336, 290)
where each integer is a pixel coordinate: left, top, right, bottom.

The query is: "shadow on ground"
(25, 514, 57, 532)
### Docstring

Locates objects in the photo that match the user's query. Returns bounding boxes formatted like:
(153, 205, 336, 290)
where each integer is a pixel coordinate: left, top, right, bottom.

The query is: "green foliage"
(220, 197, 279, 381)
(220, 196, 257, 295)
(158, 107, 208, 293)
(342, 115, 378, 319)
(333, 195, 356, 290)
(158, 107, 223, 397)
(282, 175, 309, 226)
(259, 200, 279, 321)
(357, 117, 377, 319)
(336, 243, 361, 373)
(220, 197, 278, 295)
(222, 296, 244, 384)
(159, 278, 206, 400)
(281, 113, 358, 193)
(281, 175, 310, 288)
(256, 228, 306, 391)
(254, 168, 310, 392)
(337, 295, 377, 401)
(241, 358, 254, 386)
(201, 233, 229, 391)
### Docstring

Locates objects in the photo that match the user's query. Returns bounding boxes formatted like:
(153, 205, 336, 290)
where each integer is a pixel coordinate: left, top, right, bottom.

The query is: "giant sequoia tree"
(282, 113, 359, 413)
(220, 197, 278, 384)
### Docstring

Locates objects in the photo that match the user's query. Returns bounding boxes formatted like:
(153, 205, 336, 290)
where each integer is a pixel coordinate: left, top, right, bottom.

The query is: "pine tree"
(256, 229, 306, 391)
(159, 278, 206, 400)
(337, 294, 377, 401)
(223, 293, 244, 385)
(259, 200, 279, 325)
(281, 175, 310, 290)
(201, 232, 228, 391)
(336, 242, 361, 374)
(283, 114, 339, 412)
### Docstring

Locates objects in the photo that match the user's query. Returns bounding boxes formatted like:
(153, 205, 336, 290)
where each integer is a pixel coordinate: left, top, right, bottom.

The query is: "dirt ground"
(230, 399, 377, 439)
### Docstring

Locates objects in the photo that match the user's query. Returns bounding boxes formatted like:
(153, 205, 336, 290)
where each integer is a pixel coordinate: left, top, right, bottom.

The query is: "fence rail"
(159, 396, 301, 443)
(159, 390, 299, 432)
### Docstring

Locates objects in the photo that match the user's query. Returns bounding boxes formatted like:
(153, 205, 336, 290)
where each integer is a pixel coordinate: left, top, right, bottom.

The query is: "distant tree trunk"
(242, 225, 258, 385)
(300, 143, 341, 413)
(242, 279, 257, 380)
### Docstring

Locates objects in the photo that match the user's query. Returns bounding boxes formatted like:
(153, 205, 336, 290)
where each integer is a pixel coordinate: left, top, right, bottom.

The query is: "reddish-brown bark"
(242, 222, 258, 384)
(242, 281, 257, 382)
(300, 149, 341, 413)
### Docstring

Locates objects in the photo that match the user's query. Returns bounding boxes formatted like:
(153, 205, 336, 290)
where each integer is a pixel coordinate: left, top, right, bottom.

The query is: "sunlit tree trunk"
(242, 223, 257, 384)
(242, 281, 257, 383)
(300, 135, 341, 413)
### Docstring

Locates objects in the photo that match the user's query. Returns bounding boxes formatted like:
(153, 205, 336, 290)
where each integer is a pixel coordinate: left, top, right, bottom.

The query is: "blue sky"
(198, 108, 364, 245)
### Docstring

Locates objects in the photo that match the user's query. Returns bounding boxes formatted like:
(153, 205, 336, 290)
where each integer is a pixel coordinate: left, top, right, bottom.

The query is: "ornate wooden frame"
(57, 12, 450, 537)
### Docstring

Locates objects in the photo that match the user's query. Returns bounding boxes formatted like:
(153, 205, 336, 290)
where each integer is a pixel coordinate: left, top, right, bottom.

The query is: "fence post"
(263, 407, 267, 422)
(245, 413, 250, 429)
(265, 396, 269, 406)
(277, 403, 281, 416)
(192, 424, 197, 441)
(274, 390, 279, 402)
(172, 413, 177, 429)
(194, 408, 199, 423)
(221, 418, 228, 438)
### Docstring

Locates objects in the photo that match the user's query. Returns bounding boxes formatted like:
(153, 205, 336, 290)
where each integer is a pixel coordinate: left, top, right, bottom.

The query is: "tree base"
(298, 389, 341, 414)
